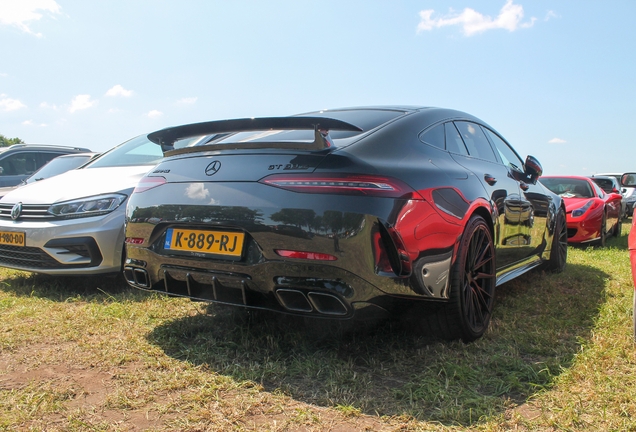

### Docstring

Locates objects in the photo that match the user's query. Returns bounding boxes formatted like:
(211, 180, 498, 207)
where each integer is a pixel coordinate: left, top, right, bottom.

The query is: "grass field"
(1, 221, 635, 431)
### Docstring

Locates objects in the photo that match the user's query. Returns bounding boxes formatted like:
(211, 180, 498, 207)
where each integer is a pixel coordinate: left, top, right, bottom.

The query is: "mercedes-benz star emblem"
(205, 160, 222, 176)
(11, 202, 22, 220)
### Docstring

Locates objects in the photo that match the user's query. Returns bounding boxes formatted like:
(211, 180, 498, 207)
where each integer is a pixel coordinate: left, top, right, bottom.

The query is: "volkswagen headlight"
(48, 194, 127, 219)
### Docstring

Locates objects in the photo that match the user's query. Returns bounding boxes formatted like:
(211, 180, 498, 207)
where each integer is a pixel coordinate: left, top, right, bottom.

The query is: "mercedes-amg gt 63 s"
(123, 106, 567, 342)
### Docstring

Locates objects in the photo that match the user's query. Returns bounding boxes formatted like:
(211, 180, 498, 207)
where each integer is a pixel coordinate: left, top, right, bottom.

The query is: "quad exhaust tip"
(275, 288, 348, 316)
(124, 267, 150, 288)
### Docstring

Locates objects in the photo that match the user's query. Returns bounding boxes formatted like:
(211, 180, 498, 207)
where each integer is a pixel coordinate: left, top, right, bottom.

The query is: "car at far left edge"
(0, 143, 92, 187)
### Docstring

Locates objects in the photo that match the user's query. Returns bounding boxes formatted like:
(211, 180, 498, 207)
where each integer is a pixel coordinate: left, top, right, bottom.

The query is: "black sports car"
(123, 106, 567, 342)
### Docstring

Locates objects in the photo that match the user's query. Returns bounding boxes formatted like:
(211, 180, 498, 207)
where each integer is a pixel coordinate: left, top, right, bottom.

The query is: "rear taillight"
(134, 176, 166, 193)
(275, 249, 338, 261)
(260, 173, 423, 199)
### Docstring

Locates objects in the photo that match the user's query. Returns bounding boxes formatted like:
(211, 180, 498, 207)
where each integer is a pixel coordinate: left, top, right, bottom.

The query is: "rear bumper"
(124, 240, 448, 319)
(124, 246, 411, 319)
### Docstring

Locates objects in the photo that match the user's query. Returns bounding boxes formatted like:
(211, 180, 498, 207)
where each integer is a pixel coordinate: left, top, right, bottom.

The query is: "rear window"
(87, 135, 163, 168)
(209, 109, 406, 147)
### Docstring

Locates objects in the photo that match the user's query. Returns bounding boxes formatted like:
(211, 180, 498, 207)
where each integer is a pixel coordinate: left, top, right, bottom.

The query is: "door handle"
(484, 174, 497, 186)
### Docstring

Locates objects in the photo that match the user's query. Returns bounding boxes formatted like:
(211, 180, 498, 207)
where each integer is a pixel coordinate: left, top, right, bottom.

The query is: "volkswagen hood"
(0, 165, 152, 205)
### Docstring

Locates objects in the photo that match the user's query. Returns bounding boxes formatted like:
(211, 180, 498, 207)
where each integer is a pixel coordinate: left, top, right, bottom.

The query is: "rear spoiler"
(147, 116, 363, 152)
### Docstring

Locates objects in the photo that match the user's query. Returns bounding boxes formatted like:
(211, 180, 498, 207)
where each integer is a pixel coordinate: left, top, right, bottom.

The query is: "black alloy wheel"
(445, 215, 496, 342)
(545, 208, 568, 272)
(614, 216, 622, 238)
(597, 212, 607, 247)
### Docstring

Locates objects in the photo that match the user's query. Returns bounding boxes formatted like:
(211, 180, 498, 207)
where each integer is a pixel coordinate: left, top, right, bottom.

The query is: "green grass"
(1, 222, 635, 430)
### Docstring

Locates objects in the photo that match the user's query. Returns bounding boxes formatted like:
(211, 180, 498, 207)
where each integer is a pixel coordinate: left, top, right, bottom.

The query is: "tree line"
(0, 134, 24, 147)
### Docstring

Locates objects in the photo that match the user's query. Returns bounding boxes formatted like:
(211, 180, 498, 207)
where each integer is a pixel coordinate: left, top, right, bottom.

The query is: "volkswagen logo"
(11, 202, 22, 220)
(205, 160, 222, 176)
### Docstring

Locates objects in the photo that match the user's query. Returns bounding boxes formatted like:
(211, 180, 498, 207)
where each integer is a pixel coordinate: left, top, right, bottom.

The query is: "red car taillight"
(134, 176, 166, 193)
(275, 249, 338, 261)
(259, 173, 423, 199)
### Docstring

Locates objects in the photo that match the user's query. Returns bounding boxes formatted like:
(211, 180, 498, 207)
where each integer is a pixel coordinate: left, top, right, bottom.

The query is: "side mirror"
(621, 172, 636, 187)
(524, 155, 543, 183)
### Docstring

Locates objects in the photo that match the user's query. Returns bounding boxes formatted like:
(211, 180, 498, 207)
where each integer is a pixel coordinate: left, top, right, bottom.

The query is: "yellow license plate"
(0, 231, 26, 247)
(164, 228, 244, 257)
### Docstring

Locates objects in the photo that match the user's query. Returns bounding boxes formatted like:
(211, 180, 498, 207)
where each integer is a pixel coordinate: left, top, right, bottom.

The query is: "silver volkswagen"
(0, 135, 163, 275)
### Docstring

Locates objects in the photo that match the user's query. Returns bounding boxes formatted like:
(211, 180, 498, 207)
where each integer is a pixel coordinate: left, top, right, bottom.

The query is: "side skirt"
(496, 257, 544, 286)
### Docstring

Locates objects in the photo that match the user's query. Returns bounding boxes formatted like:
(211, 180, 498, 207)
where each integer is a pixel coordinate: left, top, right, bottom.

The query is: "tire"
(434, 215, 496, 342)
(614, 217, 622, 238)
(597, 212, 607, 247)
(545, 207, 567, 273)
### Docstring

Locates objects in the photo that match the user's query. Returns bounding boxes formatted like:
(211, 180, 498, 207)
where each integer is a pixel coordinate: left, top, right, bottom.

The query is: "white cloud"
(545, 10, 558, 21)
(417, 1, 536, 36)
(69, 94, 97, 113)
(0, 72, 8, 77)
(0, 0, 62, 37)
(22, 120, 46, 127)
(147, 110, 163, 118)
(177, 97, 198, 105)
(105, 84, 133, 97)
(548, 138, 567, 144)
(0, 96, 26, 111)
(186, 183, 210, 200)
(40, 101, 58, 110)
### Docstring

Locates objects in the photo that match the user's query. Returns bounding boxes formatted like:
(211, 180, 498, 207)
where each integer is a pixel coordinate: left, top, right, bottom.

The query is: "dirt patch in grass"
(0, 344, 398, 431)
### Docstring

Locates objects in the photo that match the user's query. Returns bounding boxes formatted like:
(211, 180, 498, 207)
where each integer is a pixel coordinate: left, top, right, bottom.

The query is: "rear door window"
(444, 123, 468, 155)
(454, 121, 498, 163)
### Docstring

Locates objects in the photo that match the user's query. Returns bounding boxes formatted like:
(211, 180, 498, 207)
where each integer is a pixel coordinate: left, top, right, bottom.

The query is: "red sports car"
(540, 176, 622, 246)
(622, 173, 636, 340)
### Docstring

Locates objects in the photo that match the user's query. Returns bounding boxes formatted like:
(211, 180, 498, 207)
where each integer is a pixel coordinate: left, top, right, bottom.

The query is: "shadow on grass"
(146, 262, 608, 426)
(0, 270, 148, 303)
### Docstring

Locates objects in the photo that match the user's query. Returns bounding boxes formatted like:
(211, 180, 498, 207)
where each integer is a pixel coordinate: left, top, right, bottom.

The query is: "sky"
(1, 0, 635, 176)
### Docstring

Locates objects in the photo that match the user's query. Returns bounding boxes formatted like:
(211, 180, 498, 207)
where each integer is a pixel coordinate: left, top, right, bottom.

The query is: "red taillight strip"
(260, 173, 423, 199)
(125, 237, 145, 244)
(134, 176, 167, 193)
(275, 249, 338, 261)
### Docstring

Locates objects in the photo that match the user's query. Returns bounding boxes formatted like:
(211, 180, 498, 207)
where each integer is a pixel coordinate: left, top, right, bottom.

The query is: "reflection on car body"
(123, 106, 568, 342)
